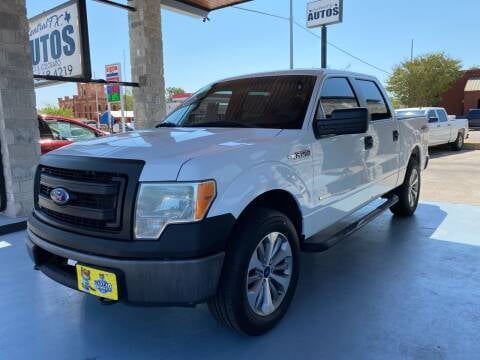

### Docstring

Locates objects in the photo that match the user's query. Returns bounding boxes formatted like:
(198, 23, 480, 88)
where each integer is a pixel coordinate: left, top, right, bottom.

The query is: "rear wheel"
(390, 158, 421, 217)
(208, 208, 300, 336)
(451, 132, 464, 151)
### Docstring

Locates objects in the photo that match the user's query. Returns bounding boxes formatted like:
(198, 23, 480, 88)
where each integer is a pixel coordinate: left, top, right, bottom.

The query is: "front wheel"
(390, 159, 421, 217)
(208, 208, 300, 336)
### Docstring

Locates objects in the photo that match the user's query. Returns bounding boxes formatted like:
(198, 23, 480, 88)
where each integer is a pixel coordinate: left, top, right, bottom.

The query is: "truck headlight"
(134, 181, 216, 240)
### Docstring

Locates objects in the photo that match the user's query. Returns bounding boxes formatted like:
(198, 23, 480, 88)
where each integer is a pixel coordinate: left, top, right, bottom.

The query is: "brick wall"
(439, 69, 480, 117)
(58, 83, 112, 120)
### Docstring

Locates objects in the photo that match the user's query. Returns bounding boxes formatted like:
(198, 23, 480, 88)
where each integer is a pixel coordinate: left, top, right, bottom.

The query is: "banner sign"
(105, 63, 122, 103)
(307, 0, 343, 28)
(29, 0, 88, 80)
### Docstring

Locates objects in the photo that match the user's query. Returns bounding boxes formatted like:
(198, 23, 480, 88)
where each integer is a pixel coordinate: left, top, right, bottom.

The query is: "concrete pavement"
(421, 130, 480, 205)
(1, 201, 480, 359)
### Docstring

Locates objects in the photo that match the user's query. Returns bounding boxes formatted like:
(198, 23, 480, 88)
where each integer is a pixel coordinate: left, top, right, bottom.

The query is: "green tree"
(39, 104, 74, 118)
(387, 53, 462, 107)
(123, 89, 133, 111)
(166, 86, 186, 100)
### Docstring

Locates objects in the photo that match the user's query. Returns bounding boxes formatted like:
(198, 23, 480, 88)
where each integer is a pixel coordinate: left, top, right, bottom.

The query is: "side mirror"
(428, 117, 438, 123)
(315, 108, 369, 137)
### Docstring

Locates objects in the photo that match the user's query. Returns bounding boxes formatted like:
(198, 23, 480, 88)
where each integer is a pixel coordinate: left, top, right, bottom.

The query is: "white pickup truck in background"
(397, 107, 469, 151)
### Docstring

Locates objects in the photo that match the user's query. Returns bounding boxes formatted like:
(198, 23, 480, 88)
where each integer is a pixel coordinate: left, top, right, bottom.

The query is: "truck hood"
(47, 128, 282, 181)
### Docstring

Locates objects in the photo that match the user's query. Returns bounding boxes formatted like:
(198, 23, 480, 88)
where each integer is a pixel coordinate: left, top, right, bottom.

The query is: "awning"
(465, 78, 480, 92)
(162, 0, 252, 18)
(173, 0, 252, 11)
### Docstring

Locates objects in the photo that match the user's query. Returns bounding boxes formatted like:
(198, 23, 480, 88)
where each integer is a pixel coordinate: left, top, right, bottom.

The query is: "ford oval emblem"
(50, 188, 70, 205)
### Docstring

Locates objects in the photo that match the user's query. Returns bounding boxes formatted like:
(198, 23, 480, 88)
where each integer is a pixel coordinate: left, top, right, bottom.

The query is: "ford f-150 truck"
(27, 70, 428, 335)
(397, 107, 468, 151)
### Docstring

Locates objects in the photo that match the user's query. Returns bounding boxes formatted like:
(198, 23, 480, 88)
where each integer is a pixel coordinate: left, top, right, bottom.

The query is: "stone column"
(0, 0, 40, 217)
(128, 0, 167, 129)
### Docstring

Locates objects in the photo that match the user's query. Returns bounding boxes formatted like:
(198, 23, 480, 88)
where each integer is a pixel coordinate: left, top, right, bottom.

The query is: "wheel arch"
(410, 145, 421, 165)
(236, 189, 304, 240)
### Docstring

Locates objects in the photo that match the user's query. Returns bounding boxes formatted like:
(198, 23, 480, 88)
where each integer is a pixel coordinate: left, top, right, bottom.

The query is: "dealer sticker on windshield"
(76, 264, 118, 301)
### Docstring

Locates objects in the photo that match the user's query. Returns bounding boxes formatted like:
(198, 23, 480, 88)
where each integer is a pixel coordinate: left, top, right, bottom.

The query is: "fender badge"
(288, 150, 311, 160)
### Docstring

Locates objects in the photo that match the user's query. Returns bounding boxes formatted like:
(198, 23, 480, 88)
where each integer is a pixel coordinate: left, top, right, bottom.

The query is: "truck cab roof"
(217, 69, 379, 83)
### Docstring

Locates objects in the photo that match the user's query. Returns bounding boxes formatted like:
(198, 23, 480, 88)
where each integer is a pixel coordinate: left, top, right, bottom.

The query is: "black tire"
(450, 132, 464, 151)
(208, 207, 300, 336)
(390, 158, 421, 217)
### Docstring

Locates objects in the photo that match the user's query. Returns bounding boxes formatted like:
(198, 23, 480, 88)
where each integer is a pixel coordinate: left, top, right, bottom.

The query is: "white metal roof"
(110, 111, 134, 118)
(465, 78, 480, 92)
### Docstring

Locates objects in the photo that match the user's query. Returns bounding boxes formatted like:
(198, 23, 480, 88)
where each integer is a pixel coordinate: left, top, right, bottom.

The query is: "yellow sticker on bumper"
(76, 264, 119, 301)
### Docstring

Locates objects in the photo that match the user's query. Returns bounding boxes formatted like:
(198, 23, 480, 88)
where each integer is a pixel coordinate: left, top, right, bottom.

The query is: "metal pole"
(120, 64, 126, 133)
(95, 87, 100, 126)
(289, 0, 294, 69)
(410, 39, 414, 61)
(107, 102, 112, 133)
(321, 26, 327, 69)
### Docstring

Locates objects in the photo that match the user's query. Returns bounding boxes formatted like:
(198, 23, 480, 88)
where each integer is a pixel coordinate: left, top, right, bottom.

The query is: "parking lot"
(422, 130, 480, 205)
(0, 133, 479, 359)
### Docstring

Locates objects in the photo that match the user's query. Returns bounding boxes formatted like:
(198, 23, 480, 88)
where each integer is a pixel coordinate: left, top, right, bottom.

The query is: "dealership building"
(439, 69, 480, 117)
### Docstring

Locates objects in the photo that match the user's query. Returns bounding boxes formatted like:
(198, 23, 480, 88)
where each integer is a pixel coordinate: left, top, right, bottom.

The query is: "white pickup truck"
(397, 107, 468, 151)
(27, 70, 428, 335)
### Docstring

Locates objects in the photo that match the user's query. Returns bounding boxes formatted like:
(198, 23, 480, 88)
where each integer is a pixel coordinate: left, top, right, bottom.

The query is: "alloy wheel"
(246, 232, 293, 317)
(408, 168, 420, 208)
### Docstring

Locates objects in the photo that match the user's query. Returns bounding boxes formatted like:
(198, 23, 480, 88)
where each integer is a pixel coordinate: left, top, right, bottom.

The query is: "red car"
(38, 115, 109, 154)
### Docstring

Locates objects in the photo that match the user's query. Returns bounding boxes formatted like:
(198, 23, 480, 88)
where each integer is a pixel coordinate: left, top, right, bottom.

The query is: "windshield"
(161, 75, 316, 129)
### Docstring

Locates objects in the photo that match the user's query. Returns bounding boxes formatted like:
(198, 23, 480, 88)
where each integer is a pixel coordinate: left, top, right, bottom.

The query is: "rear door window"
(436, 109, 448, 122)
(318, 77, 359, 118)
(355, 79, 391, 121)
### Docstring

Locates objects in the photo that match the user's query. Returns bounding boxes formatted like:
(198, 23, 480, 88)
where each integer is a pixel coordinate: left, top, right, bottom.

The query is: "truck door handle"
(393, 130, 400, 142)
(364, 136, 374, 150)
(421, 125, 428, 131)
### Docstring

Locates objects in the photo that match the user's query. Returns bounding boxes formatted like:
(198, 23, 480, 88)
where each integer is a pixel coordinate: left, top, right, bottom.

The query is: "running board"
(301, 195, 399, 253)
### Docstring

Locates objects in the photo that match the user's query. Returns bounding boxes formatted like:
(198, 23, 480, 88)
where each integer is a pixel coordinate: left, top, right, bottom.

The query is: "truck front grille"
(36, 165, 126, 232)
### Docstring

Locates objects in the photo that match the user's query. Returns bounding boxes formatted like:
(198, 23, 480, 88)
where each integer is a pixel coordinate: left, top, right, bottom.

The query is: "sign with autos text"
(105, 64, 122, 103)
(307, 0, 343, 28)
(29, 0, 86, 80)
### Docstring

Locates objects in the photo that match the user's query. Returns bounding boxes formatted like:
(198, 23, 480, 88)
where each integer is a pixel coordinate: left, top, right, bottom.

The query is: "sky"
(27, 0, 480, 108)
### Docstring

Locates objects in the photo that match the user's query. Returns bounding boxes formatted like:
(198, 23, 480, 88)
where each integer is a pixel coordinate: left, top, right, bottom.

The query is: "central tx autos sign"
(307, 0, 343, 28)
(29, 0, 86, 79)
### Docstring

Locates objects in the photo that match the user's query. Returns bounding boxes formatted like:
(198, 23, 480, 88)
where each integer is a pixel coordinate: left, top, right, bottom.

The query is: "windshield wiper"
(155, 122, 177, 128)
(185, 121, 250, 128)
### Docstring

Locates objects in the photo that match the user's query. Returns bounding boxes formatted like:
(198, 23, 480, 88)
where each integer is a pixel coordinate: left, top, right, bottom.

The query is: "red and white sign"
(105, 63, 121, 103)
